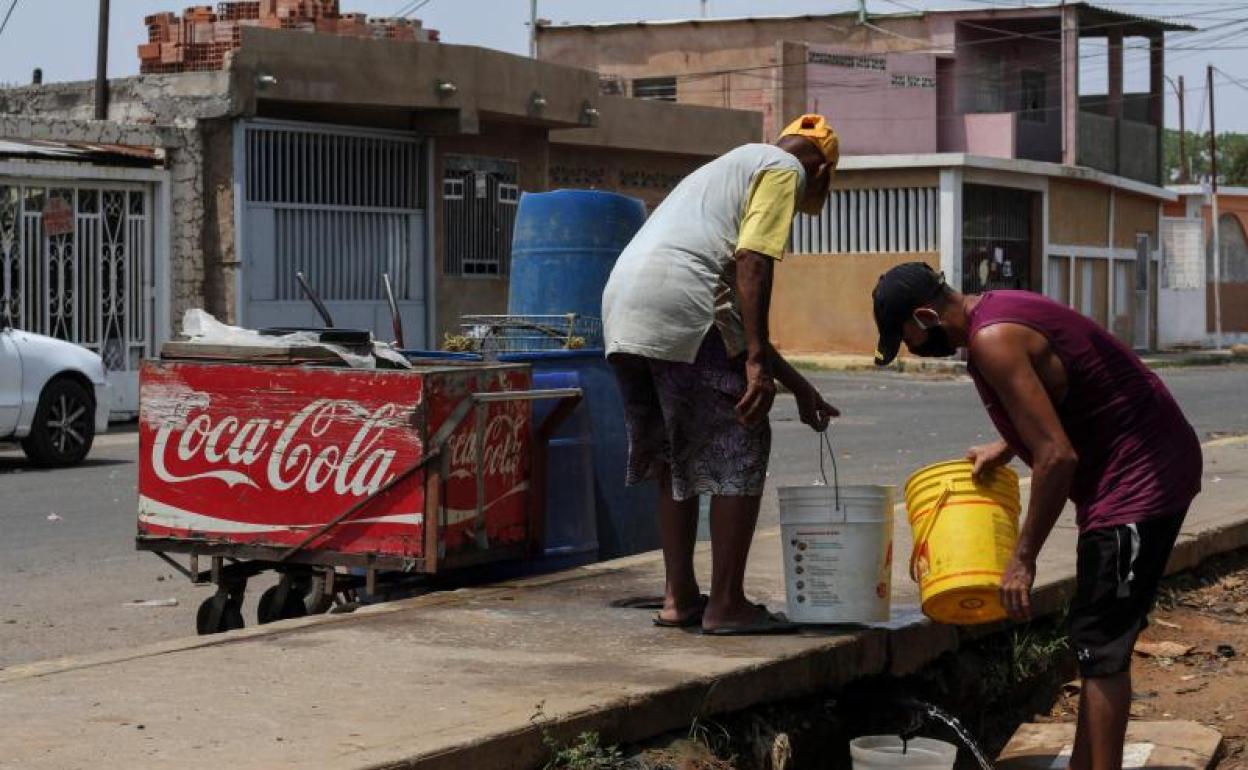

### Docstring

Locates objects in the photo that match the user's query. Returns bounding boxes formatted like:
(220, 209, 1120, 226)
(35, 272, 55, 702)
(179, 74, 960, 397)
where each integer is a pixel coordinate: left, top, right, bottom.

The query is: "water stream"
(900, 698, 995, 770)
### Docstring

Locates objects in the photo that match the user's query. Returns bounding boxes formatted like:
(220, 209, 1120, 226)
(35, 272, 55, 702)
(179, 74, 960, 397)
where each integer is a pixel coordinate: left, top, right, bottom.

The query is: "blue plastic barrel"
(508, 190, 647, 323)
(499, 350, 658, 560)
(530, 371, 598, 569)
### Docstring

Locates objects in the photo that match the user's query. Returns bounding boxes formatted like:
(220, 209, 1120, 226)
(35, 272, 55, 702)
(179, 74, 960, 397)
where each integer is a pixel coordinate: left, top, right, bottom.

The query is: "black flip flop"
(700, 608, 799, 636)
(652, 594, 710, 628)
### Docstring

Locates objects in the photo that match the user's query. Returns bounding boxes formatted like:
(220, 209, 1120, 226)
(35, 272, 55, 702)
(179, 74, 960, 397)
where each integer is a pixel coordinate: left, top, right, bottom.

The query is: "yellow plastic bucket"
(904, 459, 1021, 625)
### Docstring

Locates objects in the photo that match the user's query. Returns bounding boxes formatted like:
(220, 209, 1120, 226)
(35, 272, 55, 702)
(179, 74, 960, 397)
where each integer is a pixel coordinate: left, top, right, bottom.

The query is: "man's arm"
(971, 323, 1078, 621)
(769, 344, 840, 431)
(732, 168, 799, 426)
(735, 248, 776, 424)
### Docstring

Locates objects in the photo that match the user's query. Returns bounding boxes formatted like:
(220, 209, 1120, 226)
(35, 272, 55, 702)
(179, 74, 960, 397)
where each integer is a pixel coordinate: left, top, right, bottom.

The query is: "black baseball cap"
(872, 262, 947, 366)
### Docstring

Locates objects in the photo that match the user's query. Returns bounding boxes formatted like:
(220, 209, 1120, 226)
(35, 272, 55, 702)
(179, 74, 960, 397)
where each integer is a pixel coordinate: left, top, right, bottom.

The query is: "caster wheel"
(196, 594, 245, 635)
(257, 584, 309, 624)
(300, 574, 334, 615)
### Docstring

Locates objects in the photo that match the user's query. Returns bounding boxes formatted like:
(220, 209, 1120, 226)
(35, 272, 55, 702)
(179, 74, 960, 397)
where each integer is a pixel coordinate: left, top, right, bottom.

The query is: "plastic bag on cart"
(180, 310, 410, 369)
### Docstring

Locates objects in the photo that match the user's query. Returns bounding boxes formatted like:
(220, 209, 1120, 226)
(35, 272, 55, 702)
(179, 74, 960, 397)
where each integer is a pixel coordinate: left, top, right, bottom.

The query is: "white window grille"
(790, 187, 939, 254)
(443, 155, 519, 277)
(0, 182, 152, 374)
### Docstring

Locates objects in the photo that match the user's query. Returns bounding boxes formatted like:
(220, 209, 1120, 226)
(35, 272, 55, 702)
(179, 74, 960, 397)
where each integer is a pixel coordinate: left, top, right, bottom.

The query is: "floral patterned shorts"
(609, 330, 771, 501)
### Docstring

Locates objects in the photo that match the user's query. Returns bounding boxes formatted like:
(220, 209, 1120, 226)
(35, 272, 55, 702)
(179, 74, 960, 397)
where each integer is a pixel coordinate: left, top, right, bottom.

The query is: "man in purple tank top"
(871, 263, 1202, 770)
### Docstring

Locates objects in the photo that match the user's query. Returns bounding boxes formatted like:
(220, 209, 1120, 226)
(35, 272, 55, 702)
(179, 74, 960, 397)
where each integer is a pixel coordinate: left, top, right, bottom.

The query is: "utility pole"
(1178, 75, 1188, 183)
(700, 0, 708, 19)
(528, 0, 537, 58)
(1208, 65, 1223, 350)
(857, 0, 868, 25)
(94, 0, 109, 120)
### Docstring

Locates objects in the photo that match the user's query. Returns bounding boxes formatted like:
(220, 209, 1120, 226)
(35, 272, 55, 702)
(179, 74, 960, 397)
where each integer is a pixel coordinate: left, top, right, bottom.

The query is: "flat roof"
(836, 152, 1177, 200)
(1170, 184, 1248, 198)
(538, 2, 1194, 34)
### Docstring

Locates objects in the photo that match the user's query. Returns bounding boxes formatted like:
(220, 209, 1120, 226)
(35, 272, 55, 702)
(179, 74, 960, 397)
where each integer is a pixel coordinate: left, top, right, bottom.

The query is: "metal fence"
(791, 187, 939, 255)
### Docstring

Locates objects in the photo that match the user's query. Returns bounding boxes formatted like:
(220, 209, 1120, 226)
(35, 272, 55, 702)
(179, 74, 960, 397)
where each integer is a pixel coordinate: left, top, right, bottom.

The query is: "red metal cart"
(136, 355, 579, 633)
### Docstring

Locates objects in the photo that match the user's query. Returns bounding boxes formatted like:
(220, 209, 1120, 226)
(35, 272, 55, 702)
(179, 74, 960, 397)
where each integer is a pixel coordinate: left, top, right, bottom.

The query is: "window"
(442, 155, 520, 277)
(632, 76, 677, 102)
(1020, 69, 1047, 123)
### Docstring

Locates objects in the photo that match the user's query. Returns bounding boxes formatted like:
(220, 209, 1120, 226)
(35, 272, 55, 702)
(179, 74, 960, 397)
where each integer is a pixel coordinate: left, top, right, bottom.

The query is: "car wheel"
(21, 378, 96, 467)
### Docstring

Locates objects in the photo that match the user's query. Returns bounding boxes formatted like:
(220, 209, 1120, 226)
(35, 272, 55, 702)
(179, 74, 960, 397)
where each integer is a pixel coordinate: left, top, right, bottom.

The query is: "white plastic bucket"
(850, 736, 957, 770)
(777, 484, 895, 624)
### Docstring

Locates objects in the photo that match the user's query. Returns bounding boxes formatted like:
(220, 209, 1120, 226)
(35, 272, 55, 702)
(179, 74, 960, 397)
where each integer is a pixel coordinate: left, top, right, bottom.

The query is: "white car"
(0, 322, 111, 466)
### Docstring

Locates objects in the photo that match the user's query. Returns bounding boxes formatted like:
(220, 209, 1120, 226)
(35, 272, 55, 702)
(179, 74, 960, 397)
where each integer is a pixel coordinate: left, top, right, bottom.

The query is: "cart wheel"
(196, 594, 244, 635)
(257, 585, 309, 624)
(302, 574, 333, 615)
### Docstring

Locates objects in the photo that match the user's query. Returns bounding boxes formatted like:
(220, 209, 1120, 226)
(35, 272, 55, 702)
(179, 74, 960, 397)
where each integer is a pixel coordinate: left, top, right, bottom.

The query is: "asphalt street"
(2, 364, 1247, 668)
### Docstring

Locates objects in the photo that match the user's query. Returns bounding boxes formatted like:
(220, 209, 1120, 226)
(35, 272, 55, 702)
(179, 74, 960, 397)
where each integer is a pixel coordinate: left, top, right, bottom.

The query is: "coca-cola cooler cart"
(136, 347, 579, 634)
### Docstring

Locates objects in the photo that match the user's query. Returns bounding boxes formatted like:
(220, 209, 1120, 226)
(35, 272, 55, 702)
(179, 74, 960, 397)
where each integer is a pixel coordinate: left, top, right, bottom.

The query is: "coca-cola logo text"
(447, 412, 524, 481)
(151, 399, 407, 497)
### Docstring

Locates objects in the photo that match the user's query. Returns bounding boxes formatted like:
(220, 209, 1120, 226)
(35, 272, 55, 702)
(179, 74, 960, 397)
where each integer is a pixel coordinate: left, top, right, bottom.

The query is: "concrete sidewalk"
(2, 438, 1247, 770)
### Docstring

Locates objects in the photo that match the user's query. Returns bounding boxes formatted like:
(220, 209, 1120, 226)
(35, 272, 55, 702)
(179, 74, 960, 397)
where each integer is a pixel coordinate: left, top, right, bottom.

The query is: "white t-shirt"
(601, 144, 805, 363)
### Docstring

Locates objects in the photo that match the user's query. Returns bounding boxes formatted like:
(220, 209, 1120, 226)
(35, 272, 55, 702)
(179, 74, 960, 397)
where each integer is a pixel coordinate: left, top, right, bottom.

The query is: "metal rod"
(382, 272, 404, 347)
(95, 0, 110, 121)
(295, 270, 335, 327)
(152, 551, 195, 581)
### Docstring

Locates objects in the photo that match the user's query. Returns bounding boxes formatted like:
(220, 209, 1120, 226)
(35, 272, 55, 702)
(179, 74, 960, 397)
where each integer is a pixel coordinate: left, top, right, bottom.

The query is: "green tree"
(1163, 129, 1248, 186)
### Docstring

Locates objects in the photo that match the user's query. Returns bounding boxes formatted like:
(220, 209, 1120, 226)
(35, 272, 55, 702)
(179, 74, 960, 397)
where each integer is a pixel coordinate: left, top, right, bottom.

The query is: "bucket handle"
(818, 429, 841, 511)
(908, 481, 953, 583)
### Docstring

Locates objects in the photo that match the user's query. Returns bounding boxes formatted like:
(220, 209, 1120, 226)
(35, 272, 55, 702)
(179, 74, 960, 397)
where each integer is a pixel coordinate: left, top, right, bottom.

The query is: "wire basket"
(457, 314, 603, 354)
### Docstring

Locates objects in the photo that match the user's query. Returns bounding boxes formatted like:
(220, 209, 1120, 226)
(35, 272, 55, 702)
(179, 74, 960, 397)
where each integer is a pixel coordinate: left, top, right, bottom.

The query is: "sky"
(0, 0, 1246, 131)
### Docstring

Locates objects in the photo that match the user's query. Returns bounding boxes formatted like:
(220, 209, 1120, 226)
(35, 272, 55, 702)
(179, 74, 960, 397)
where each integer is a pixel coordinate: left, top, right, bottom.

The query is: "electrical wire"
(0, 0, 20, 40)
(395, 0, 434, 19)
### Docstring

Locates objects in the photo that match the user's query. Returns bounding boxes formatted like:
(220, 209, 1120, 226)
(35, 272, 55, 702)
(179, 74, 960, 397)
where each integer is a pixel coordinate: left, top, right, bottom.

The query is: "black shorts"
(1069, 510, 1187, 678)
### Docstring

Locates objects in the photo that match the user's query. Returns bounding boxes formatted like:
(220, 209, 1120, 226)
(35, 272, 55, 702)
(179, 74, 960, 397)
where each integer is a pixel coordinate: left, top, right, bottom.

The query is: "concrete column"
(1061, 7, 1080, 166)
(1107, 28, 1124, 119)
(1149, 35, 1165, 184)
(939, 168, 963, 290)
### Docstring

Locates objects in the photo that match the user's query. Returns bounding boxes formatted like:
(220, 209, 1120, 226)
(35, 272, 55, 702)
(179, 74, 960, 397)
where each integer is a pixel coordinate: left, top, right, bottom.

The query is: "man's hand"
(999, 554, 1036, 622)
(966, 439, 1014, 480)
(795, 385, 839, 432)
(736, 357, 777, 425)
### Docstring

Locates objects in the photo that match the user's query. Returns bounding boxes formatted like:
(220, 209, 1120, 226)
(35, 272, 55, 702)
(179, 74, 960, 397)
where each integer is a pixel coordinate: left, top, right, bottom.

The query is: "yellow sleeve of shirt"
(736, 168, 801, 260)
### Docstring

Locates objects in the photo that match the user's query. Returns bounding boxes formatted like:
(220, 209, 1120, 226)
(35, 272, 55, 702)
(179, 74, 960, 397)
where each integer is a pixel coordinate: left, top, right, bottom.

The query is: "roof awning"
(0, 138, 165, 167)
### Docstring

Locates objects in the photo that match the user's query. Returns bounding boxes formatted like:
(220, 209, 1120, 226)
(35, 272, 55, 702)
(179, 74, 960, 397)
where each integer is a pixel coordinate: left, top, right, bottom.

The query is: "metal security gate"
(961, 184, 1034, 294)
(0, 180, 153, 413)
(238, 120, 427, 344)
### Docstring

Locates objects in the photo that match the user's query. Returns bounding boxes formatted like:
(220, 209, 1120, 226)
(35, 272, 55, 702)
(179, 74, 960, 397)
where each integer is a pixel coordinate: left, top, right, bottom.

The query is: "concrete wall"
(772, 251, 939, 354)
(804, 45, 938, 155)
(1114, 190, 1159, 249)
(550, 96, 761, 158)
(548, 144, 706, 211)
(536, 14, 934, 141)
(1049, 179, 1109, 247)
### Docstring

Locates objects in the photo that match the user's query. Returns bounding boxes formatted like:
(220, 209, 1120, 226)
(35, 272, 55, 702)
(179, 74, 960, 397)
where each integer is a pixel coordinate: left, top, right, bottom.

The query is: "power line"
(395, 0, 434, 18)
(0, 0, 20, 40)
